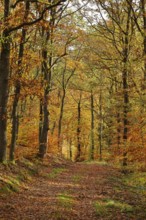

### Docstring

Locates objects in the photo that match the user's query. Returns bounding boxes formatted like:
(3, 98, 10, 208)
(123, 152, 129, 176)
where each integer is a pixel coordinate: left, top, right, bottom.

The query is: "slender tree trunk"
(9, 0, 30, 160)
(57, 63, 74, 152)
(9, 27, 27, 161)
(76, 95, 81, 161)
(90, 90, 94, 160)
(0, 35, 10, 162)
(16, 110, 19, 141)
(115, 81, 121, 149)
(69, 139, 72, 160)
(99, 88, 102, 161)
(58, 89, 66, 152)
(117, 112, 121, 149)
(38, 7, 56, 158)
(39, 90, 49, 158)
(39, 98, 43, 143)
(122, 67, 129, 166)
(0, 0, 10, 162)
(38, 48, 51, 158)
(140, 0, 146, 166)
(10, 84, 21, 160)
(122, 1, 131, 166)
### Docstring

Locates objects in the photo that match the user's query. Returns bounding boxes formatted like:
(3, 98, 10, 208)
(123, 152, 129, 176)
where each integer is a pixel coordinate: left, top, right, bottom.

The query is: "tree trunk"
(9, 84, 21, 161)
(122, 68, 129, 166)
(0, 34, 10, 162)
(117, 112, 121, 149)
(38, 48, 51, 158)
(115, 81, 122, 150)
(9, 27, 26, 161)
(76, 95, 81, 161)
(39, 98, 43, 143)
(58, 89, 66, 152)
(122, 1, 131, 166)
(0, 0, 10, 162)
(99, 88, 102, 161)
(39, 90, 49, 158)
(38, 7, 55, 158)
(90, 90, 94, 160)
(69, 139, 72, 161)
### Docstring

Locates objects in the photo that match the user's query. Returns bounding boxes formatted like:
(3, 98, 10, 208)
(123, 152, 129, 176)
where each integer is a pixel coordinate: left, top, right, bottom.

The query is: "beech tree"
(0, 0, 68, 162)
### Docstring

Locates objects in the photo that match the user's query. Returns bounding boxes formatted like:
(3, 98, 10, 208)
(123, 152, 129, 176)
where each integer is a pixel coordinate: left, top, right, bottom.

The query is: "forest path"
(0, 160, 146, 220)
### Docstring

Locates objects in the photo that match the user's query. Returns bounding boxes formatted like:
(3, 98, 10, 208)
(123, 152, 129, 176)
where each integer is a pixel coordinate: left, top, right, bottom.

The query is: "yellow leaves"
(66, 59, 76, 69)
(65, 57, 86, 73)
(39, 20, 50, 30)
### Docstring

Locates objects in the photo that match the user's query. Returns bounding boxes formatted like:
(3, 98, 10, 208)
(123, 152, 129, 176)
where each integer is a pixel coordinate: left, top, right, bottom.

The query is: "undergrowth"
(43, 168, 67, 179)
(0, 158, 40, 194)
(57, 193, 74, 209)
(94, 198, 133, 217)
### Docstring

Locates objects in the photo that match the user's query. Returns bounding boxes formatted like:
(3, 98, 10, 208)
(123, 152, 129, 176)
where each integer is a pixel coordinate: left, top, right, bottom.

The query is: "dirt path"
(0, 161, 146, 220)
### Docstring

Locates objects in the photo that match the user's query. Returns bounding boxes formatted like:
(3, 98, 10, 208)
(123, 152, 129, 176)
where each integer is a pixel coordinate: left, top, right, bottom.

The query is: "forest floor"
(0, 156, 146, 220)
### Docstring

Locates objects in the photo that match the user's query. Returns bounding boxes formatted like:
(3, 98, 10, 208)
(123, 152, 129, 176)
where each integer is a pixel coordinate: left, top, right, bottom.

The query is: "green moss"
(0, 159, 39, 195)
(28, 168, 38, 176)
(46, 168, 67, 179)
(0, 185, 12, 194)
(94, 198, 133, 217)
(72, 174, 81, 183)
(122, 172, 146, 193)
(0, 176, 20, 193)
(94, 201, 107, 216)
(84, 160, 108, 165)
(57, 193, 74, 209)
(104, 199, 133, 212)
(2, 160, 9, 166)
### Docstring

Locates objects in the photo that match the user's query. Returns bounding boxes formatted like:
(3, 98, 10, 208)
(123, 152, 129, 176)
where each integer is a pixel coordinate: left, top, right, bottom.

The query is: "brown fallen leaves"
(0, 158, 146, 220)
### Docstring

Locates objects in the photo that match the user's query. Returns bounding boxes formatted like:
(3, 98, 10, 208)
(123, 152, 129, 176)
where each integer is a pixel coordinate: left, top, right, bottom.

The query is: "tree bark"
(122, 0, 132, 166)
(39, 90, 50, 158)
(0, 0, 10, 162)
(90, 90, 94, 160)
(76, 94, 81, 161)
(38, 47, 51, 158)
(9, 1, 30, 160)
(58, 88, 66, 152)
(99, 87, 103, 161)
(39, 98, 43, 143)
(9, 28, 26, 161)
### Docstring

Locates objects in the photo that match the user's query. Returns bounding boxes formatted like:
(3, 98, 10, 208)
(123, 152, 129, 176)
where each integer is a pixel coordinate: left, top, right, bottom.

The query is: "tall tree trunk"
(69, 139, 72, 160)
(58, 88, 66, 152)
(115, 80, 121, 149)
(9, 84, 21, 161)
(38, 7, 56, 158)
(122, 68, 129, 166)
(99, 87, 102, 161)
(58, 64, 75, 153)
(38, 47, 52, 158)
(122, 1, 132, 166)
(39, 89, 50, 158)
(76, 94, 81, 161)
(9, 1, 30, 160)
(117, 112, 121, 149)
(0, 0, 10, 162)
(39, 98, 43, 143)
(9, 28, 26, 161)
(90, 90, 94, 160)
